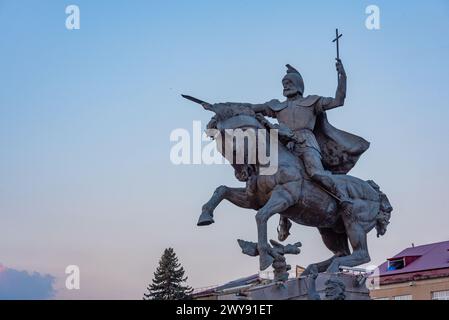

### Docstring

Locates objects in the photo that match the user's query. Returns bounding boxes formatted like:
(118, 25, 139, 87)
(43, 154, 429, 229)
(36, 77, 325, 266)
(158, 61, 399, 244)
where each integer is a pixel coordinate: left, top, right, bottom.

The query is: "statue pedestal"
(235, 273, 370, 300)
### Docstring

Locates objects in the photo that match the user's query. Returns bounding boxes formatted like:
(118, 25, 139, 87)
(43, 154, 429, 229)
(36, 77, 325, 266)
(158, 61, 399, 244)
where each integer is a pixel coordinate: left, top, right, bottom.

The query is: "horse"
(195, 101, 392, 273)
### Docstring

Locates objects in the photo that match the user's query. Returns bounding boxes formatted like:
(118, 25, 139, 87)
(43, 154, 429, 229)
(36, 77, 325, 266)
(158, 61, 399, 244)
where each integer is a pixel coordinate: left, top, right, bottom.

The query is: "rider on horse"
(246, 60, 370, 238)
(185, 58, 392, 273)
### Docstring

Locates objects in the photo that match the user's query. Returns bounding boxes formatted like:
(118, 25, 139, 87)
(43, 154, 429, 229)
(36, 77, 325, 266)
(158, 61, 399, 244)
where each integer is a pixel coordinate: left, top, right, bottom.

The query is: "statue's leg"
(303, 228, 350, 275)
(302, 149, 352, 207)
(326, 220, 370, 273)
(223, 187, 255, 209)
(256, 183, 298, 271)
(301, 148, 325, 178)
(198, 186, 253, 226)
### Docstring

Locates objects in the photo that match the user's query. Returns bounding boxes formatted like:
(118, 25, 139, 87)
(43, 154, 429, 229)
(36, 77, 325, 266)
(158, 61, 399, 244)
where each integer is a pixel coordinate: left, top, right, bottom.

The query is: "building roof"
(192, 274, 262, 298)
(214, 274, 260, 291)
(378, 240, 449, 277)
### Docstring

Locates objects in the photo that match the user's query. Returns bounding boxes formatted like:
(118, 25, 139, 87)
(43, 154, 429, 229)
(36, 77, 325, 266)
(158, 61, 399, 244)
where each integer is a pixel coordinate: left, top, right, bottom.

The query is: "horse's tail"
(366, 180, 393, 238)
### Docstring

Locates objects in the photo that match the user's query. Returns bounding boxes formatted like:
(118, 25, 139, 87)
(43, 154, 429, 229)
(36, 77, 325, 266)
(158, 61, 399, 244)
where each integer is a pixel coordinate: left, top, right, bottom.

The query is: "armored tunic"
(261, 95, 327, 153)
(258, 95, 370, 174)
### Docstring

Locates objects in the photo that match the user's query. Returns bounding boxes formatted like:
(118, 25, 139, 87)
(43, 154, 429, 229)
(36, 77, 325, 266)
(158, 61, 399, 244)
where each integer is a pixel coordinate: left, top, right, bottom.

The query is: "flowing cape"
(314, 112, 370, 174)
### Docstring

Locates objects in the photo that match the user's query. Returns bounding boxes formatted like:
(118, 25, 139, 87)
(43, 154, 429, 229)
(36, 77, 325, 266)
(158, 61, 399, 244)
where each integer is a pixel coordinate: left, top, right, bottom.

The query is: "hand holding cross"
(332, 28, 343, 60)
(332, 29, 345, 78)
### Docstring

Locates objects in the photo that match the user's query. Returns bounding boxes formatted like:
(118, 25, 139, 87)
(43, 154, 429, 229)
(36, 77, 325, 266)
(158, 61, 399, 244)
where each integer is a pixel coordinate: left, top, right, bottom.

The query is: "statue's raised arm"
(317, 58, 347, 111)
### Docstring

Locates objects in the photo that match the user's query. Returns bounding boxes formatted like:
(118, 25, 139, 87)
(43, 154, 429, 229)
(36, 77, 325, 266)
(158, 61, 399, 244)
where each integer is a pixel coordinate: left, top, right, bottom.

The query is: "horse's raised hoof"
(197, 211, 214, 226)
(259, 254, 274, 271)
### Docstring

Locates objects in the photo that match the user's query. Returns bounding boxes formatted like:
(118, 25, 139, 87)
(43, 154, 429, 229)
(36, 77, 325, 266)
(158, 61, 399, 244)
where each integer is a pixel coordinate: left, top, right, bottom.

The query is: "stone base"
(227, 273, 370, 300)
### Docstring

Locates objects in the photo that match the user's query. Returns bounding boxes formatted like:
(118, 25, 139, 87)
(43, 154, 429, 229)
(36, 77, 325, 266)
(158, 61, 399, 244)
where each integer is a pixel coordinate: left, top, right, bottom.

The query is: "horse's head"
(204, 102, 262, 131)
(202, 102, 279, 180)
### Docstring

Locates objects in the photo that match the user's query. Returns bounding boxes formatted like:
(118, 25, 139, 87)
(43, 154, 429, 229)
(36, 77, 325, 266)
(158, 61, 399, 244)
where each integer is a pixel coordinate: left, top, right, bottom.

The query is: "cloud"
(0, 264, 56, 300)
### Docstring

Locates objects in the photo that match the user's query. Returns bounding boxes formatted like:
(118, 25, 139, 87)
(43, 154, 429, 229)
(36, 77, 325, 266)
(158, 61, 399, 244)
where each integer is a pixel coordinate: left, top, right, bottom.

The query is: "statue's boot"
(311, 174, 353, 215)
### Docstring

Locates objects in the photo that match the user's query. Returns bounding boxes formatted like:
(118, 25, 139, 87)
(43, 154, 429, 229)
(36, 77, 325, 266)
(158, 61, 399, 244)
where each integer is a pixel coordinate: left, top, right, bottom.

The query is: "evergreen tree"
(144, 247, 193, 300)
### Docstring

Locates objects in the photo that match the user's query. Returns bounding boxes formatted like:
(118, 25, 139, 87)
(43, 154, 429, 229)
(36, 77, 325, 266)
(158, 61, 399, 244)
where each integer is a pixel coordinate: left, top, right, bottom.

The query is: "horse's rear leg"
(198, 186, 253, 226)
(303, 228, 350, 275)
(326, 221, 370, 273)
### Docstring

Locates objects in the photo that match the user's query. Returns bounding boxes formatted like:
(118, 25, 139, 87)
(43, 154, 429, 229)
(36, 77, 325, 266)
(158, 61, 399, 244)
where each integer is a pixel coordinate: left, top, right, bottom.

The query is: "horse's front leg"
(256, 184, 297, 270)
(198, 186, 254, 226)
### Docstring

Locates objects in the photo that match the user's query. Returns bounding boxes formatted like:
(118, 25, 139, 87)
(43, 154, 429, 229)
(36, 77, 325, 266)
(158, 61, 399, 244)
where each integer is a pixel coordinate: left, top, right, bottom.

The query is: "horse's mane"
(206, 103, 257, 131)
(205, 106, 305, 175)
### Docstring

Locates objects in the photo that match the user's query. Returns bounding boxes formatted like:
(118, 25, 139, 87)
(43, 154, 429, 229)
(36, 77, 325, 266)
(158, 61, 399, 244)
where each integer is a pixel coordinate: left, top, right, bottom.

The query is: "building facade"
(370, 240, 449, 300)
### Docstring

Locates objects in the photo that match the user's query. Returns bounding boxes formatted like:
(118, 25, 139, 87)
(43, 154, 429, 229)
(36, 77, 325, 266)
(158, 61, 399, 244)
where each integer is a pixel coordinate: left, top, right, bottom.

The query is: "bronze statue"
(236, 59, 367, 235)
(183, 40, 393, 275)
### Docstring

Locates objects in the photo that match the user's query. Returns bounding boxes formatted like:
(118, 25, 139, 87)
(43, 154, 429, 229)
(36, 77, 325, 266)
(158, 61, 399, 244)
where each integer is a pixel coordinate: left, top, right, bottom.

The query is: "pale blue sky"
(0, 0, 448, 299)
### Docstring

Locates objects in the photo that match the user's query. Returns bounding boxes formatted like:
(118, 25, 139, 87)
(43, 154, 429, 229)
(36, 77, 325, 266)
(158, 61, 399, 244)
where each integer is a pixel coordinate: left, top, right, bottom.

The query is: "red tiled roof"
(378, 240, 449, 277)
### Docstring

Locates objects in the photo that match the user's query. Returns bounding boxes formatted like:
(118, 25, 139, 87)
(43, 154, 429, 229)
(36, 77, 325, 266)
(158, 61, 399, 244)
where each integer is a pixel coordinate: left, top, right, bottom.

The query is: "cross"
(332, 28, 343, 60)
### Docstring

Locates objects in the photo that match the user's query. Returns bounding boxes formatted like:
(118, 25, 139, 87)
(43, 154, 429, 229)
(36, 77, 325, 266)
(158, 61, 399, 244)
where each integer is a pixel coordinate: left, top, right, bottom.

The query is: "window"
(432, 290, 449, 300)
(393, 294, 412, 300)
(387, 258, 404, 271)
(386, 256, 421, 271)
(374, 297, 390, 300)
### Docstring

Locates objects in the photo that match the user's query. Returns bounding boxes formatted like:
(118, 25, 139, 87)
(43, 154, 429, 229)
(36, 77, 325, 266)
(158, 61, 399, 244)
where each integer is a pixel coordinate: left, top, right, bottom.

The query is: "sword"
(181, 94, 214, 111)
(181, 94, 208, 105)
